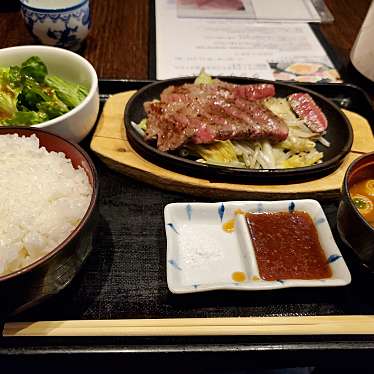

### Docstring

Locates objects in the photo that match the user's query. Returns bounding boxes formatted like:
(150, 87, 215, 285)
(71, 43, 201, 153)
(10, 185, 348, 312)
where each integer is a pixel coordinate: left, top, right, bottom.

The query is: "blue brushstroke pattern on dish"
(257, 203, 264, 213)
(21, 0, 90, 51)
(327, 254, 341, 264)
(315, 217, 326, 225)
(277, 279, 285, 284)
(218, 203, 225, 221)
(288, 202, 295, 212)
(168, 259, 182, 271)
(186, 204, 192, 221)
(167, 223, 179, 235)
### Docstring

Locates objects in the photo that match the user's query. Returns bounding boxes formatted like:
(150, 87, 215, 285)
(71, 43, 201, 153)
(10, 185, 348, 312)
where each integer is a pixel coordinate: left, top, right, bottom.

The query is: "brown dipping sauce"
(246, 211, 332, 281)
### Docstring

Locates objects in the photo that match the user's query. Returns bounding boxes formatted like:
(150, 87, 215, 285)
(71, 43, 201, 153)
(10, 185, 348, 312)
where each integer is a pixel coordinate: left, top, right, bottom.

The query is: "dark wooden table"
(0, 0, 373, 81)
(1, 1, 374, 372)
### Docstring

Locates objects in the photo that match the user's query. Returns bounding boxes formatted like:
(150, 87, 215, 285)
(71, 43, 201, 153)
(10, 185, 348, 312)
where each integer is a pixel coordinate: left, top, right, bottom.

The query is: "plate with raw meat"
(124, 76, 353, 182)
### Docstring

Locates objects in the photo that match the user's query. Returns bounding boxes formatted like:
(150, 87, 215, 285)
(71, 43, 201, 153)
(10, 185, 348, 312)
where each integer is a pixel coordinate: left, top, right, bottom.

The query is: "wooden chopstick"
(4, 316, 374, 337)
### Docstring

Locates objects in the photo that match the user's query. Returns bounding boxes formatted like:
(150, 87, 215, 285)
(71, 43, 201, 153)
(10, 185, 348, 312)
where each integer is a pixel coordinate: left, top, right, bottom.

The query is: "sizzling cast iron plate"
(124, 77, 353, 183)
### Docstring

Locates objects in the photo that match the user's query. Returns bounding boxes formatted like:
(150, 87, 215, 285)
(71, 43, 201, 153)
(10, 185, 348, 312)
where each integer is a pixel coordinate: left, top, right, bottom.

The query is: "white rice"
(0, 134, 92, 276)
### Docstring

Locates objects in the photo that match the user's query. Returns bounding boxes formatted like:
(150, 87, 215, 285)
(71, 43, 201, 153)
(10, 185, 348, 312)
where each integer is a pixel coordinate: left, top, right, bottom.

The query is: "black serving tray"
(1, 80, 374, 371)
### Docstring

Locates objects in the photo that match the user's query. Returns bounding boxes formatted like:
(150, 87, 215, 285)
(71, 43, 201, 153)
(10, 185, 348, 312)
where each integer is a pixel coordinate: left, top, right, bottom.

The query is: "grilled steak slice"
(144, 80, 288, 152)
(288, 93, 328, 133)
(159, 80, 275, 104)
(232, 83, 275, 101)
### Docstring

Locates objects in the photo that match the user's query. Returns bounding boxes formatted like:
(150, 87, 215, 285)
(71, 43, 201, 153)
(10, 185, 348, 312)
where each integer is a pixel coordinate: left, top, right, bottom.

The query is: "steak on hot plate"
(144, 80, 289, 152)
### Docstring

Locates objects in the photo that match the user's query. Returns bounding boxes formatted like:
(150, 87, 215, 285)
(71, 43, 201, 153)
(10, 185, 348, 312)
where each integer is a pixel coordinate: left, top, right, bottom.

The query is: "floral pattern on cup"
(20, 0, 91, 51)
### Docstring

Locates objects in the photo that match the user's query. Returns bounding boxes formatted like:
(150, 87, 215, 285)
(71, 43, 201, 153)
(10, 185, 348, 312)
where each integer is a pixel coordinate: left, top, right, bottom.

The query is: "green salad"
(0, 56, 88, 126)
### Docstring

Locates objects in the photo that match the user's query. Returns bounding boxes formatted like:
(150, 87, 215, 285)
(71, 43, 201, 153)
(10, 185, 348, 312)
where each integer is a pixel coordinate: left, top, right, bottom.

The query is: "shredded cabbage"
(190, 136, 324, 170)
(263, 97, 298, 123)
(280, 150, 323, 169)
(188, 140, 240, 166)
(194, 68, 213, 85)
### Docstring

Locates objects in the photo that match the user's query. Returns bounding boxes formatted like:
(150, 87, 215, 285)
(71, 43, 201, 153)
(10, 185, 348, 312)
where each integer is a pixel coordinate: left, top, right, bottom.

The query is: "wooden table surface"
(0, 0, 372, 81)
(1, 2, 374, 369)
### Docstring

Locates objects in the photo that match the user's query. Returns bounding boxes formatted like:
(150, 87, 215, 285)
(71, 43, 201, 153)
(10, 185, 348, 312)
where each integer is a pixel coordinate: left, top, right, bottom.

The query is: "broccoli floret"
(20, 56, 48, 83)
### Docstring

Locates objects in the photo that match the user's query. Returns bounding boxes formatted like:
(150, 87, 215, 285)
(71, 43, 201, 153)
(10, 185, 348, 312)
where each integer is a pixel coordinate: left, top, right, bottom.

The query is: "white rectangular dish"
(164, 199, 351, 294)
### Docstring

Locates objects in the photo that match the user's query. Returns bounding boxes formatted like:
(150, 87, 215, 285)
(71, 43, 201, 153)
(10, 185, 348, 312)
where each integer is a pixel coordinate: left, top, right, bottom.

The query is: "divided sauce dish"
(164, 199, 351, 294)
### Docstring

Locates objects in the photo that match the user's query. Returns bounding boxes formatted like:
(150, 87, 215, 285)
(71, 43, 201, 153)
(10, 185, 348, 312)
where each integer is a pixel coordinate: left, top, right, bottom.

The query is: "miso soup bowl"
(0, 127, 99, 316)
(337, 152, 374, 270)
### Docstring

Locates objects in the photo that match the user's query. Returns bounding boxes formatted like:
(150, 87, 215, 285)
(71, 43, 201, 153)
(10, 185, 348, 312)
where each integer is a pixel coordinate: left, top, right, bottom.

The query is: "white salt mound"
(0, 134, 92, 276)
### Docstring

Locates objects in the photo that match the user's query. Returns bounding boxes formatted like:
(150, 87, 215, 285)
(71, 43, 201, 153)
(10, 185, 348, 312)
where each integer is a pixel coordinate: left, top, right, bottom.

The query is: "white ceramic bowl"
(20, 0, 91, 51)
(0, 45, 99, 143)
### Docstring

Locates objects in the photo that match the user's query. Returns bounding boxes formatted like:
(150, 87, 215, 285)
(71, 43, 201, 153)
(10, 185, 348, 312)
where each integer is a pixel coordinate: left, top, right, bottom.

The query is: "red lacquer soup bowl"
(337, 152, 374, 270)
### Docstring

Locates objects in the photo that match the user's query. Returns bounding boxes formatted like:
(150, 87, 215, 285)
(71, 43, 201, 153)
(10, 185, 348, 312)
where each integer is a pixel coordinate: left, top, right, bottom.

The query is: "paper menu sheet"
(177, 0, 321, 22)
(156, 0, 340, 82)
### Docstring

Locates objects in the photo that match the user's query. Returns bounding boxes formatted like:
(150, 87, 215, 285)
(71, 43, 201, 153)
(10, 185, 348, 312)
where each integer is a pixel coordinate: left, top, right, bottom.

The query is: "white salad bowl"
(0, 45, 99, 143)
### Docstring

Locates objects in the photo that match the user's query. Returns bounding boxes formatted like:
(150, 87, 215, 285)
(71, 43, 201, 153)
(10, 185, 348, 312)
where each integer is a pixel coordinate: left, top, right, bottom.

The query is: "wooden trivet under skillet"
(90, 91, 374, 200)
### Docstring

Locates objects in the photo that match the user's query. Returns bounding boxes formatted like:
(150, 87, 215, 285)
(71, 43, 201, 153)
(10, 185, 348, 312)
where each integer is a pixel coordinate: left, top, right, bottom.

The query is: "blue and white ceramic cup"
(20, 0, 91, 51)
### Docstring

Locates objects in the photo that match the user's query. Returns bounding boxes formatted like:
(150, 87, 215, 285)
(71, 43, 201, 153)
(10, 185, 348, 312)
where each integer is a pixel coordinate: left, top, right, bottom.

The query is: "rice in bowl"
(0, 133, 92, 276)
